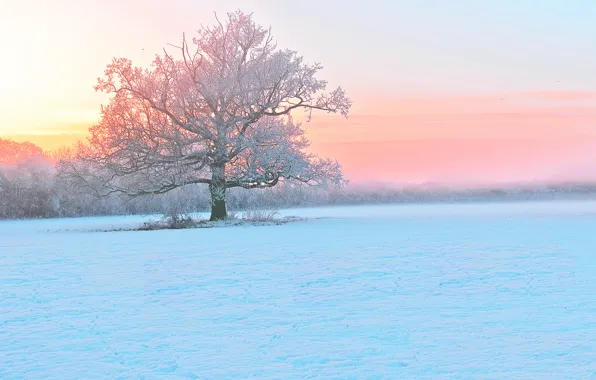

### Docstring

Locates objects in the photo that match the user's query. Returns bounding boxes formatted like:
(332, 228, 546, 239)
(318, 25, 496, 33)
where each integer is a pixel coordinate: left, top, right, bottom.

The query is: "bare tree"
(62, 10, 351, 220)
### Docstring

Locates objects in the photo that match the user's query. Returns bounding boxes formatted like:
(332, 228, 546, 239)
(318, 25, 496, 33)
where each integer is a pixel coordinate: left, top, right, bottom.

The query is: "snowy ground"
(1, 201, 596, 379)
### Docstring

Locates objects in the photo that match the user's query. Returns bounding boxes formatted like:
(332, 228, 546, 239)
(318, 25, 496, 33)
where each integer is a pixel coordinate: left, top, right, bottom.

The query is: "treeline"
(1, 138, 596, 220)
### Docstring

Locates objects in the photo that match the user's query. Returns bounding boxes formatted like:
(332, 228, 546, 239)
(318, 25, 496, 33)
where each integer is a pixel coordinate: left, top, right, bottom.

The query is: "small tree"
(0, 138, 45, 166)
(62, 11, 351, 221)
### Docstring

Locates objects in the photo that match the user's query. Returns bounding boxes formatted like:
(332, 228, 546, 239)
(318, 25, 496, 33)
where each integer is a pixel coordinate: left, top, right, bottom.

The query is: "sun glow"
(1, 1, 596, 184)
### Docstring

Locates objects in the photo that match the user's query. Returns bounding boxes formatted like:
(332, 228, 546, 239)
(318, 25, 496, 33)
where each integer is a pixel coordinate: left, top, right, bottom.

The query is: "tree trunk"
(209, 163, 227, 221)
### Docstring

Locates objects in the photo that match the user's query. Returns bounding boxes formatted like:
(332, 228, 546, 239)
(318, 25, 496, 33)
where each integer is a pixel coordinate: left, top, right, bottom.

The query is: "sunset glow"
(2, 0, 596, 185)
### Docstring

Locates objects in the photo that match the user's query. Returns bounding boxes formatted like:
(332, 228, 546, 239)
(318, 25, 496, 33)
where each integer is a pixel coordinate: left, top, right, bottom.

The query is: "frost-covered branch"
(62, 10, 351, 220)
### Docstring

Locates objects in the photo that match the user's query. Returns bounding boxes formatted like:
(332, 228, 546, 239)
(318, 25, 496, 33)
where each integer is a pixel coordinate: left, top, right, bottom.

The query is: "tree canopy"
(62, 10, 352, 220)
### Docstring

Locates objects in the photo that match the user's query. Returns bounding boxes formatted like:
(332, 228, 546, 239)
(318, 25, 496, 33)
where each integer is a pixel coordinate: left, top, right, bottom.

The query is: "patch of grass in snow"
(98, 211, 305, 232)
(238, 209, 281, 222)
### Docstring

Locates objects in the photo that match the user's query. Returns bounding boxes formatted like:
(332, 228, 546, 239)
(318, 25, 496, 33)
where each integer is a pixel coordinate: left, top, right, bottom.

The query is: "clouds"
(5, 89, 596, 186)
(311, 137, 596, 185)
(519, 91, 596, 102)
(302, 91, 596, 185)
(305, 91, 596, 144)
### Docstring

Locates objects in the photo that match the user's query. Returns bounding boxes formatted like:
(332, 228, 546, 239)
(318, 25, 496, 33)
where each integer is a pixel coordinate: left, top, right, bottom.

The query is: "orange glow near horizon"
(7, 91, 596, 144)
(4, 91, 596, 186)
(2, 1, 596, 186)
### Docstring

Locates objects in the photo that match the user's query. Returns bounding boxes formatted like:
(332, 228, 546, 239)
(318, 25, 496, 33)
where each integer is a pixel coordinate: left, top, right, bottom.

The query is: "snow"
(1, 200, 596, 379)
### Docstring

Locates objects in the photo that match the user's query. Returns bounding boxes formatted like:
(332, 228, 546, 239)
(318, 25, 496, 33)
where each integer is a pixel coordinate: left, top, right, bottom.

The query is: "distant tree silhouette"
(0, 138, 56, 218)
(0, 138, 45, 166)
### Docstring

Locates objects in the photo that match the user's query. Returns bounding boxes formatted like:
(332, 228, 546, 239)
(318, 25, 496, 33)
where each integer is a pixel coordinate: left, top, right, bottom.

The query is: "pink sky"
(1, 1, 596, 186)
(303, 92, 596, 185)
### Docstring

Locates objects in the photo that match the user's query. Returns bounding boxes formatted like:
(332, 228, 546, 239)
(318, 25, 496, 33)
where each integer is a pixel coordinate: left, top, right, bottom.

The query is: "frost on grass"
(108, 209, 304, 232)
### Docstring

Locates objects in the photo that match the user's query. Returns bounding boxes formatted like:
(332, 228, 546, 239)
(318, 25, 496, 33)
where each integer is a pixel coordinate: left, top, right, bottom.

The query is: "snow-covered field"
(1, 201, 596, 379)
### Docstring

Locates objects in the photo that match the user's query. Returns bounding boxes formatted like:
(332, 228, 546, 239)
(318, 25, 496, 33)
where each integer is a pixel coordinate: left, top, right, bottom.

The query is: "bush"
(241, 209, 280, 222)
(138, 214, 199, 231)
